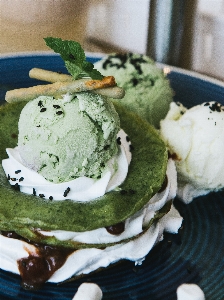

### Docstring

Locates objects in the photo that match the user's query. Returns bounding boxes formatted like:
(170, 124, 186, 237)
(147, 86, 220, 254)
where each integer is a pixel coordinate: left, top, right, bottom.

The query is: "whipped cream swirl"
(2, 129, 131, 202)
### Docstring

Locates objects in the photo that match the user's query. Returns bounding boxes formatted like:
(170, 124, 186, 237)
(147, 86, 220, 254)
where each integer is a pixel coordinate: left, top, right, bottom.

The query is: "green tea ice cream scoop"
(18, 92, 120, 183)
(95, 53, 173, 128)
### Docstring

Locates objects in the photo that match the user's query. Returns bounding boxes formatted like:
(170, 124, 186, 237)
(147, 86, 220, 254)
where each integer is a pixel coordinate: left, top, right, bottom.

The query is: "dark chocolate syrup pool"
(1, 231, 73, 290)
(1, 223, 125, 290)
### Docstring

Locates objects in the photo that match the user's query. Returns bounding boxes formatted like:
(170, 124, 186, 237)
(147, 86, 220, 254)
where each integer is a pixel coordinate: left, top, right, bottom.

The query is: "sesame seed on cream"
(2, 129, 131, 202)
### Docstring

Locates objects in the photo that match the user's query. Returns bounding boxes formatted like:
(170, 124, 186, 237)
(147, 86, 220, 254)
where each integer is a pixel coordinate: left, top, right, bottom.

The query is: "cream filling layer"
(39, 159, 177, 244)
(0, 204, 182, 283)
(0, 159, 183, 283)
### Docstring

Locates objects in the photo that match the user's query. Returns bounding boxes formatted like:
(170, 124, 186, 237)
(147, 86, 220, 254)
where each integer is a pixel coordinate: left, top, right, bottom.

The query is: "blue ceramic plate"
(0, 53, 224, 300)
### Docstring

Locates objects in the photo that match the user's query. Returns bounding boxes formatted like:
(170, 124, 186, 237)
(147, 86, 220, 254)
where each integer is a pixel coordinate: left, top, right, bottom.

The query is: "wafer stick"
(91, 87, 125, 98)
(5, 76, 125, 103)
(29, 68, 72, 83)
(29, 68, 124, 99)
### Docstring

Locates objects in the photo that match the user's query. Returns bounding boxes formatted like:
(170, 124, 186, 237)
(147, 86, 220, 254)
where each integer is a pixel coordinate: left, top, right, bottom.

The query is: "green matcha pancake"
(0, 101, 168, 244)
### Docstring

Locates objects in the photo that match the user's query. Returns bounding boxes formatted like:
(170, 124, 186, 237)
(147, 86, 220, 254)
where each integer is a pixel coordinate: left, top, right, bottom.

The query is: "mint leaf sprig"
(44, 37, 103, 80)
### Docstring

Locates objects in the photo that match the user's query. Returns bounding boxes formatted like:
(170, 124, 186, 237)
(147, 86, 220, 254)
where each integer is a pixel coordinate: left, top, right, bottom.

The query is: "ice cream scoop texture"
(160, 101, 224, 203)
(18, 93, 120, 183)
(95, 53, 173, 128)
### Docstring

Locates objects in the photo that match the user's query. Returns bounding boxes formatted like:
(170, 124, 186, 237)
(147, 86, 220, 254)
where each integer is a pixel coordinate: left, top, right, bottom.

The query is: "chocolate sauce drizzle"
(105, 222, 125, 235)
(1, 222, 127, 290)
(1, 231, 73, 290)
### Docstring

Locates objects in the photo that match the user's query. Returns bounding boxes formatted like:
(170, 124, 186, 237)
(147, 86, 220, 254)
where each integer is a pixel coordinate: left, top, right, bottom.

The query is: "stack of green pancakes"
(0, 101, 169, 250)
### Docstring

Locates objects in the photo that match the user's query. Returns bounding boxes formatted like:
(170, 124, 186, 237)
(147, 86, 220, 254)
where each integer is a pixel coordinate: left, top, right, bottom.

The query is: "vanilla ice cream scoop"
(18, 93, 120, 183)
(160, 101, 224, 203)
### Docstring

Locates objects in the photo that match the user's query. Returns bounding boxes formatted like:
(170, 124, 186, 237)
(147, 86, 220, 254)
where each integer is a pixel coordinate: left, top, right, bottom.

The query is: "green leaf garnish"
(44, 37, 103, 80)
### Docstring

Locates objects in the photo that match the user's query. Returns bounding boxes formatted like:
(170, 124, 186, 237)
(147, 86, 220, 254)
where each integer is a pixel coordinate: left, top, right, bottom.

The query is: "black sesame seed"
(33, 188, 36, 196)
(38, 100, 43, 107)
(209, 102, 221, 112)
(40, 107, 47, 112)
(129, 144, 134, 152)
(102, 53, 129, 70)
(102, 53, 149, 73)
(11, 178, 17, 181)
(131, 78, 139, 87)
(53, 105, 61, 109)
(56, 111, 63, 115)
(39, 194, 45, 198)
(116, 137, 121, 145)
(49, 196, 53, 200)
(36, 125, 41, 127)
(12, 183, 20, 191)
(7, 174, 10, 180)
(126, 136, 130, 142)
(63, 187, 71, 197)
(19, 177, 24, 182)
(15, 170, 21, 174)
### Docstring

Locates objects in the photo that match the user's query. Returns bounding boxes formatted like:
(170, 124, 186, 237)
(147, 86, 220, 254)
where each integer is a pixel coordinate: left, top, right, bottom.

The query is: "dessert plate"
(0, 53, 224, 300)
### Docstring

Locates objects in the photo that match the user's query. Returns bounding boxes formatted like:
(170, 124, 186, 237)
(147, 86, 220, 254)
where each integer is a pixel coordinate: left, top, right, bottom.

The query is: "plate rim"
(1, 51, 224, 89)
(0, 50, 106, 60)
(0, 51, 224, 300)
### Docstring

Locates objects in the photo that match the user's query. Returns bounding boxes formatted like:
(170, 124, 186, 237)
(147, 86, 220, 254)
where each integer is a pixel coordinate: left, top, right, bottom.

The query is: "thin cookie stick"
(91, 87, 125, 99)
(5, 76, 122, 103)
(29, 68, 72, 83)
(29, 68, 124, 98)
